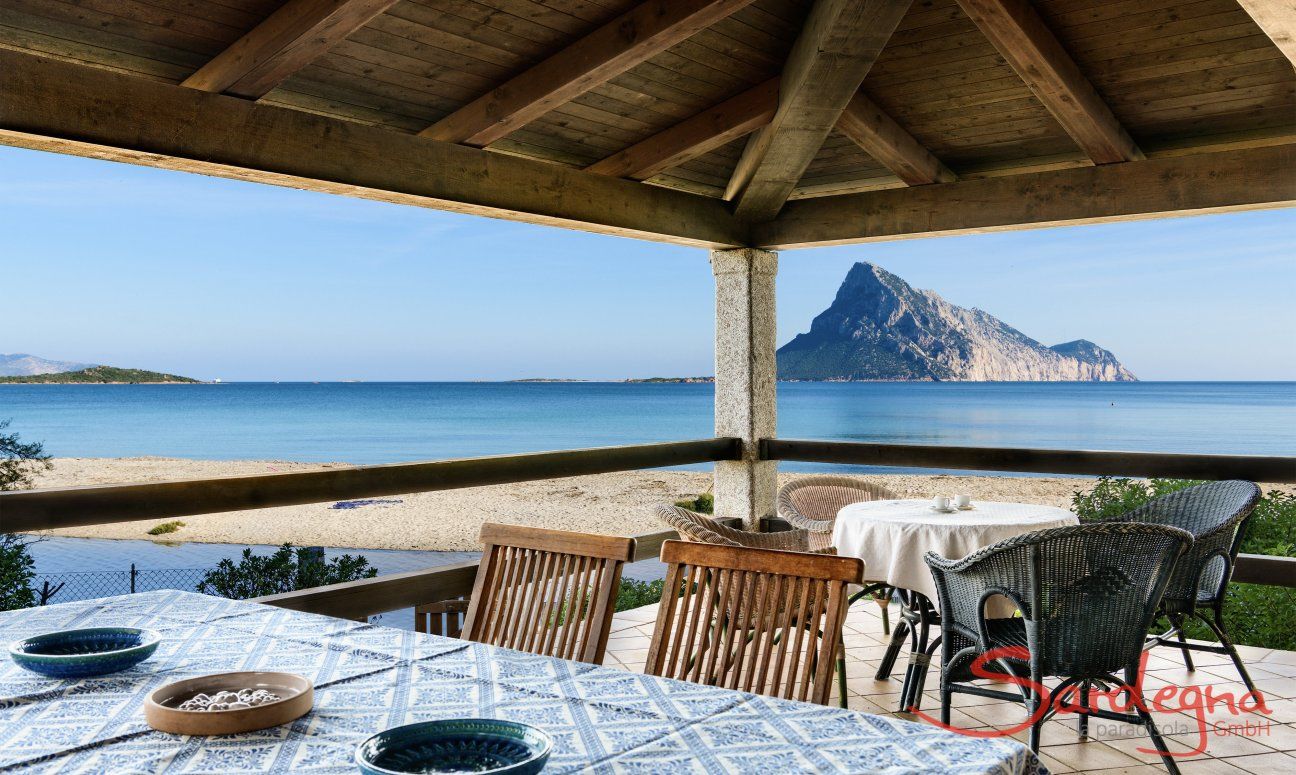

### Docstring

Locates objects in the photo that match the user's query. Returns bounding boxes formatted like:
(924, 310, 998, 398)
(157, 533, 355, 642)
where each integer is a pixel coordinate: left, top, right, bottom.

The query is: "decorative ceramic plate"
(9, 627, 160, 678)
(355, 719, 553, 775)
(144, 672, 313, 735)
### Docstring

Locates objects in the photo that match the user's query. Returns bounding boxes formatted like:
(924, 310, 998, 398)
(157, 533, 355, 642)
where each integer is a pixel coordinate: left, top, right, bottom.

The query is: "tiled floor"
(603, 600, 1296, 774)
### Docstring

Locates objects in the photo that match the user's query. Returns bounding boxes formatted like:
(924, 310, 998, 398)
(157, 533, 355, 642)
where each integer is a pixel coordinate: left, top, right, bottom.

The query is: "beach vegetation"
(0, 534, 37, 611)
(196, 544, 378, 600)
(0, 418, 52, 491)
(147, 521, 186, 536)
(674, 492, 714, 514)
(1073, 477, 1296, 650)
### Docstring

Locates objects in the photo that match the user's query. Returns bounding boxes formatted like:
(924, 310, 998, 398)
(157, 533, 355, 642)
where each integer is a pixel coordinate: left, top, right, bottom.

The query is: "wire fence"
(32, 565, 211, 606)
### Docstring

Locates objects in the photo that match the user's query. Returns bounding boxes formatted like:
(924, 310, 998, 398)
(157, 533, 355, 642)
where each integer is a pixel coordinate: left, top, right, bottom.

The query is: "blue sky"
(3, 145, 1293, 381)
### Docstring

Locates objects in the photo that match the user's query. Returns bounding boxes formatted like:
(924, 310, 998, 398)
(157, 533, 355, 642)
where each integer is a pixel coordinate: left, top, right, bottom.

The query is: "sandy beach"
(17, 456, 1136, 551)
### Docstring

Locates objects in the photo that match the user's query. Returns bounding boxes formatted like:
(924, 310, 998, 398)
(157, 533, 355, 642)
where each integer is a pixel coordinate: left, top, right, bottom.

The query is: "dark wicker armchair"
(1097, 480, 1262, 691)
(925, 523, 1193, 774)
(777, 476, 899, 633)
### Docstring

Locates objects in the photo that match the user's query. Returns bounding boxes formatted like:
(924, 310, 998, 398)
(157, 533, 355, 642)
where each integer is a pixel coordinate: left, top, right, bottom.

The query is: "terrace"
(1, 0, 1295, 772)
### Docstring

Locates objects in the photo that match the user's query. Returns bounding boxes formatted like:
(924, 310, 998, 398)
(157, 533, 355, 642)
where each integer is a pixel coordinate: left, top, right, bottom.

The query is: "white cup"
(932, 495, 951, 510)
(954, 494, 972, 509)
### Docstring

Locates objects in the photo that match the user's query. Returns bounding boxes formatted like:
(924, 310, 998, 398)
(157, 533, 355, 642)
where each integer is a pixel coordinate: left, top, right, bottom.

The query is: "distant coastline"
(0, 366, 201, 384)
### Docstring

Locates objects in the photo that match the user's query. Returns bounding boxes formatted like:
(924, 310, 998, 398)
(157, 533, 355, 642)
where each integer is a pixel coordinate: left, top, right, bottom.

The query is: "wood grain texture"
(953, 0, 1142, 164)
(181, 0, 399, 99)
(0, 52, 746, 251)
(645, 540, 863, 705)
(836, 91, 956, 185)
(727, 0, 913, 221)
(462, 523, 635, 664)
(754, 144, 1296, 248)
(1235, 0, 1296, 66)
(419, 0, 759, 147)
(586, 78, 779, 179)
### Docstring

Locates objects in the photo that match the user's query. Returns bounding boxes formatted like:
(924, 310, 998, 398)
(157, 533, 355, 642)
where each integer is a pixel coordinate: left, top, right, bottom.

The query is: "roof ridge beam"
(585, 78, 779, 180)
(1235, 0, 1296, 67)
(181, 0, 398, 99)
(726, 0, 914, 222)
(420, 0, 758, 148)
(836, 91, 956, 185)
(954, 0, 1142, 165)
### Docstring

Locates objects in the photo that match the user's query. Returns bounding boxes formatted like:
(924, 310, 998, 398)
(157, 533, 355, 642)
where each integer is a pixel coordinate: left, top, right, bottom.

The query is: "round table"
(832, 499, 1078, 711)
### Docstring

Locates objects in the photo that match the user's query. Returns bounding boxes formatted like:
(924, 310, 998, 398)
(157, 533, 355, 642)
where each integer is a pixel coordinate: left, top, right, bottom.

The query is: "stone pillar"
(711, 248, 778, 529)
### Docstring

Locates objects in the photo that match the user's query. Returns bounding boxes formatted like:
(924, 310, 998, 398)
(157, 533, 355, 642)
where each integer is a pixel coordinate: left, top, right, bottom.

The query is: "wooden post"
(711, 248, 778, 529)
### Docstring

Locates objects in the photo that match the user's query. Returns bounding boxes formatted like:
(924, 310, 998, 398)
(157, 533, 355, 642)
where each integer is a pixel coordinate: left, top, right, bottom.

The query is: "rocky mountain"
(0, 353, 95, 377)
(777, 263, 1136, 382)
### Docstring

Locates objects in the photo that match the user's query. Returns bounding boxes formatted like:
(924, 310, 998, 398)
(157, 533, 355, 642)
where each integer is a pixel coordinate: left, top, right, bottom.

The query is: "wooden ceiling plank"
(726, 0, 914, 221)
(754, 144, 1296, 248)
(953, 0, 1143, 164)
(1235, 0, 1296, 66)
(585, 77, 778, 179)
(836, 91, 956, 184)
(419, 0, 758, 148)
(181, 0, 399, 99)
(1, 50, 744, 248)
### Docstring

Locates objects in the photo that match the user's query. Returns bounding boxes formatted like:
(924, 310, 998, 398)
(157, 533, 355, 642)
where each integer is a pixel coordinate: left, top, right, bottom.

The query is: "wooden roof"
(0, 0, 1292, 248)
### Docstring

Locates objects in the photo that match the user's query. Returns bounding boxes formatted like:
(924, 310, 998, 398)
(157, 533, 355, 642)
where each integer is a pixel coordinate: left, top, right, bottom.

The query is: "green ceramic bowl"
(355, 718, 553, 775)
(9, 627, 161, 678)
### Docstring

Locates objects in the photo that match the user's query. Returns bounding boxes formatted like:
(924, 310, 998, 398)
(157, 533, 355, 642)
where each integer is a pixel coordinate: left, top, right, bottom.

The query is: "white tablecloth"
(833, 500, 1078, 602)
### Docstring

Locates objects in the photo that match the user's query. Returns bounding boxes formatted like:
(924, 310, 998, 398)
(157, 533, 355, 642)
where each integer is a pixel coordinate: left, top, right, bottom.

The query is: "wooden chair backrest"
(645, 540, 863, 706)
(461, 523, 636, 664)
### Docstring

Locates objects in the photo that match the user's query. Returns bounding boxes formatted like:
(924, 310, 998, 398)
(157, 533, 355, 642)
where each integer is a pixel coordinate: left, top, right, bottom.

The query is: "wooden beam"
(752, 144, 1296, 249)
(1236, 0, 1296, 67)
(954, 0, 1141, 165)
(836, 92, 956, 185)
(0, 52, 745, 249)
(726, 0, 912, 221)
(585, 78, 779, 180)
(420, 0, 757, 148)
(762, 439, 1296, 482)
(181, 0, 398, 99)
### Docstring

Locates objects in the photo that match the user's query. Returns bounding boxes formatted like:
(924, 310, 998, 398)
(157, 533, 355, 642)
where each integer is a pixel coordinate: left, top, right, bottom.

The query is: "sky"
(3, 144, 1293, 381)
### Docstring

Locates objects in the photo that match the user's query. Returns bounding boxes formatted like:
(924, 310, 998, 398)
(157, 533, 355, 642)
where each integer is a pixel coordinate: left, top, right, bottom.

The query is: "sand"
(21, 457, 1127, 552)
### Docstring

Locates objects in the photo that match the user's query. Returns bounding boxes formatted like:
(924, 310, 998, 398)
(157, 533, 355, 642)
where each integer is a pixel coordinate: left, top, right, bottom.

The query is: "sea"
(4, 381, 1293, 610)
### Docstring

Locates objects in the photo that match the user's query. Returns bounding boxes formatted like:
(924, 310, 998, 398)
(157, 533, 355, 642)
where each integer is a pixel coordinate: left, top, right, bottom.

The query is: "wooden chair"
(645, 540, 864, 706)
(461, 523, 635, 665)
(415, 599, 468, 637)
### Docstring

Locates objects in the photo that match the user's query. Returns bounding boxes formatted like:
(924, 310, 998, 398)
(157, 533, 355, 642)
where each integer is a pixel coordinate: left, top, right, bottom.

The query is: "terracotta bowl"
(144, 671, 313, 735)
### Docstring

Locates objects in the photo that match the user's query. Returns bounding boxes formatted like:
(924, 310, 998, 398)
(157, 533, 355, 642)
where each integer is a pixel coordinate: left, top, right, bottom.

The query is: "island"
(0, 366, 201, 384)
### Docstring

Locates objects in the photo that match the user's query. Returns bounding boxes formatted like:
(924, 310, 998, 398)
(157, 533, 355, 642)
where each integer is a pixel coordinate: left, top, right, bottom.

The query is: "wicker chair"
(777, 476, 899, 634)
(654, 504, 851, 705)
(1096, 480, 1262, 691)
(926, 523, 1193, 774)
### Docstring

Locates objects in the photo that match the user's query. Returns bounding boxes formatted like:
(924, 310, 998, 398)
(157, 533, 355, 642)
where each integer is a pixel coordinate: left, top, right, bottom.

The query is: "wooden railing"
(5, 436, 1292, 620)
(0, 438, 741, 532)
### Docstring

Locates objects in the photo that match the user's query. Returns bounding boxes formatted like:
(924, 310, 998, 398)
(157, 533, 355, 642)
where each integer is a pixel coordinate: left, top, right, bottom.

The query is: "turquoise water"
(1, 382, 1292, 469)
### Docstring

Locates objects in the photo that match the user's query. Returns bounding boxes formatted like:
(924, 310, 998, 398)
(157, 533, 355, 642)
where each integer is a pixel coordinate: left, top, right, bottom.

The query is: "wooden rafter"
(420, 0, 758, 148)
(954, 0, 1142, 165)
(0, 51, 744, 249)
(585, 79, 779, 180)
(1236, 0, 1296, 67)
(836, 92, 956, 185)
(726, 0, 913, 222)
(181, 0, 398, 99)
(754, 145, 1296, 249)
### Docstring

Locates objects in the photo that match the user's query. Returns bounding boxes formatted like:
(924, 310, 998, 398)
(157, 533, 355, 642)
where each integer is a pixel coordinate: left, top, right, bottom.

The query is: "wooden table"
(0, 590, 1049, 773)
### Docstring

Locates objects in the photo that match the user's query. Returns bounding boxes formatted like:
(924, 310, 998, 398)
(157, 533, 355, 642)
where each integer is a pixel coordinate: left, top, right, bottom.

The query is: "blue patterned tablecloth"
(0, 590, 1046, 773)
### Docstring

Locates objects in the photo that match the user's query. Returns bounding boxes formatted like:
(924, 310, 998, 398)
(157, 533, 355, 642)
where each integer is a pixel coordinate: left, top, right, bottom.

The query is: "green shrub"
(1072, 477, 1296, 649)
(0, 534, 36, 611)
(197, 544, 378, 600)
(674, 492, 714, 514)
(147, 521, 186, 536)
(615, 578, 666, 612)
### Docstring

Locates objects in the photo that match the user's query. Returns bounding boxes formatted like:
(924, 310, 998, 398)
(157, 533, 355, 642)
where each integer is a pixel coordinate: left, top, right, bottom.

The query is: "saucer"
(928, 506, 958, 513)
